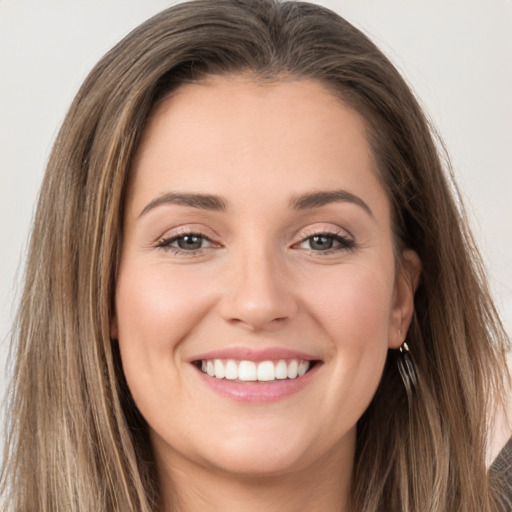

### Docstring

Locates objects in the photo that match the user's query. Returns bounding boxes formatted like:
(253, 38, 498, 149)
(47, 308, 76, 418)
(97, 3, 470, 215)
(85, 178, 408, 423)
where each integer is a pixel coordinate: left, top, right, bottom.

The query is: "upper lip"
(189, 347, 320, 363)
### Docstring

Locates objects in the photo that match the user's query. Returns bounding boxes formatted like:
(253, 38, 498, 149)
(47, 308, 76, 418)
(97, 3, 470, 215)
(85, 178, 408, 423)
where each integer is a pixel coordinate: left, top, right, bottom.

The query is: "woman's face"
(113, 76, 419, 477)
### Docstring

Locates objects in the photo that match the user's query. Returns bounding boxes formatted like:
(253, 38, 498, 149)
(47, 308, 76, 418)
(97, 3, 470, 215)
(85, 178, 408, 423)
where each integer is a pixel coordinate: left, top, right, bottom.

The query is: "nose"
(219, 246, 298, 332)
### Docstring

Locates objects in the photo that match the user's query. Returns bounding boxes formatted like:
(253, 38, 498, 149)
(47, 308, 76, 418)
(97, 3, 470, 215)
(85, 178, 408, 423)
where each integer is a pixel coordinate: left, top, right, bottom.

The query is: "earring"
(397, 339, 417, 396)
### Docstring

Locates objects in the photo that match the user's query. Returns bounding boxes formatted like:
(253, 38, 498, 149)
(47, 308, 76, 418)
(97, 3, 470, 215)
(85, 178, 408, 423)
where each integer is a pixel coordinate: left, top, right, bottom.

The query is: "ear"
(388, 249, 422, 349)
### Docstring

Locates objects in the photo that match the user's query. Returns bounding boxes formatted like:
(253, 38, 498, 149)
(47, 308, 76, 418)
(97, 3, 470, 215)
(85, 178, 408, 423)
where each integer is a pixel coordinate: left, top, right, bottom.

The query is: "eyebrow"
(139, 192, 227, 217)
(139, 188, 373, 218)
(290, 189, 374, 218)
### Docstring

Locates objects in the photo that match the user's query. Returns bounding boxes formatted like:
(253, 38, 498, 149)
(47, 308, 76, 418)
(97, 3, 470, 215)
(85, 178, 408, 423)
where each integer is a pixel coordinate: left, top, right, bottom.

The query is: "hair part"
(2, 1, 510, 511)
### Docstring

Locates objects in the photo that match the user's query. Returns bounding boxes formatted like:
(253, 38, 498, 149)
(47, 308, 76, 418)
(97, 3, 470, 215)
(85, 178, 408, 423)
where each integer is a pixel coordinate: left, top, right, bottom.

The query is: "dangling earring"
(397, 331, 417, 397)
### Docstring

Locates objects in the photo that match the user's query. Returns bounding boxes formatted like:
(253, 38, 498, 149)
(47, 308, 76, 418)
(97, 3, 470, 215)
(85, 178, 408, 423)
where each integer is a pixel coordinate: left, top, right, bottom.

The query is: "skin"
(112, 76, 421, 512)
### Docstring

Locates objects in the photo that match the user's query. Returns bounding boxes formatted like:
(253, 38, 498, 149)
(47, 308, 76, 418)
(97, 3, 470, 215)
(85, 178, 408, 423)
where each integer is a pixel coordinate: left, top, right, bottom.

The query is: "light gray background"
(1, 0, 511, 435)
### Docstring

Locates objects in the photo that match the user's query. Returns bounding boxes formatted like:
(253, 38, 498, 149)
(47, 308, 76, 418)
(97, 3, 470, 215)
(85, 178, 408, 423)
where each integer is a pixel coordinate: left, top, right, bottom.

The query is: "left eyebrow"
(138, 192, 227, 218)
(289, 189, 374, 218)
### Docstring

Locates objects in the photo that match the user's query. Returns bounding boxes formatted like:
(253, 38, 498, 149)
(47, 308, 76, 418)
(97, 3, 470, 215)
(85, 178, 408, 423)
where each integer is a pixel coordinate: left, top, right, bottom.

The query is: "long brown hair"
(2, 1, 510, 510)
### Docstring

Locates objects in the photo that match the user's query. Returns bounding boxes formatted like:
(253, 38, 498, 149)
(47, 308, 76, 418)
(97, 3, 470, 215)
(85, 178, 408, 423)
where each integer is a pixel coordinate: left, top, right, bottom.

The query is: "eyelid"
(291, 224, 356, 253)
(152, 223, 355, 255)
(154, 224, 219, 243)
(156, 233, 214, 248)
(293, 224, 354, 243)
(154, 224, 222, 253)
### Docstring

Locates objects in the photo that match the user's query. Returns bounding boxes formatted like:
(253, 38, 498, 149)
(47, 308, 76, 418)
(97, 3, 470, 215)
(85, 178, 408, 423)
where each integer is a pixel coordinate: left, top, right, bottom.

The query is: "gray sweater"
(491, 437, 512, 511)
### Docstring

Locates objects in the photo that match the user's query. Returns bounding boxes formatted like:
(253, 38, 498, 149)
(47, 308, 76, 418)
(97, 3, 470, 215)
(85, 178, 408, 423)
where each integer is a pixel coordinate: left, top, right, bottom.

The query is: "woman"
(1, 0, 510, 510)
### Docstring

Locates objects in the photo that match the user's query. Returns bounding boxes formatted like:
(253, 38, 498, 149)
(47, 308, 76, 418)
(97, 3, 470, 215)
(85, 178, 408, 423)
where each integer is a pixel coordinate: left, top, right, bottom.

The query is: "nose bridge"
(220, 236, 297, 330)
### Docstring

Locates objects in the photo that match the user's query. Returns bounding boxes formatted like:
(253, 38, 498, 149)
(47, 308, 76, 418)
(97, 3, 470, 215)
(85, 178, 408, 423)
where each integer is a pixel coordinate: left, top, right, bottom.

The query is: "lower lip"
(193, 363, 321, 402)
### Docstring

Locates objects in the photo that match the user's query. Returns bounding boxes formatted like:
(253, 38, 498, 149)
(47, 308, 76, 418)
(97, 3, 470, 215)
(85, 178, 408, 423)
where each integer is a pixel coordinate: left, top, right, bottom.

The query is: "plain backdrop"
(1, 0, 511, 440)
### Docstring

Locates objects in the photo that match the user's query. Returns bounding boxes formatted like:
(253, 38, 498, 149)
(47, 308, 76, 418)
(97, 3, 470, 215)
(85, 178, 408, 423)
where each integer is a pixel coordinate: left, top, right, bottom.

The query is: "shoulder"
(490, 437, 512, 511)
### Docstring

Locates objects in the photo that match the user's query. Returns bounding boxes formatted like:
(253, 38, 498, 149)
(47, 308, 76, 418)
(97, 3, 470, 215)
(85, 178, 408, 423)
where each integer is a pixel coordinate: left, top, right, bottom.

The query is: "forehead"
(127, 76, 388, 221)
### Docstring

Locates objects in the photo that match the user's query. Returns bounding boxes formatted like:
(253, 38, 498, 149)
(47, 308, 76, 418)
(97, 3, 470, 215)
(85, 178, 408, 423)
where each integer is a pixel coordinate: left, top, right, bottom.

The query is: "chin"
(179, 418, 352, 479)
(201, 439, 312, 478)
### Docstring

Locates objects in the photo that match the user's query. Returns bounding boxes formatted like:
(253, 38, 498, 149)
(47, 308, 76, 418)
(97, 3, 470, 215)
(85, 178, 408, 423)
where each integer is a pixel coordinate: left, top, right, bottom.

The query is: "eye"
(156, 233, 214, 252)
(306, 235, 336, 251)
(297, 232, 355, 253)
(174, 234, 207, 250)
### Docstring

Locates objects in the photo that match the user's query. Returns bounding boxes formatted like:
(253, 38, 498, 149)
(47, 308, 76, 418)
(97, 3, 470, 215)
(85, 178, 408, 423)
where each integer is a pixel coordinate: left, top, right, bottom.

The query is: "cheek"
(114, 262, 217, 424)
(305, 263, 395, 346)
(114, 262, 218, 411)
(299, 263, 394, 411)
(115, 264, 214, 351)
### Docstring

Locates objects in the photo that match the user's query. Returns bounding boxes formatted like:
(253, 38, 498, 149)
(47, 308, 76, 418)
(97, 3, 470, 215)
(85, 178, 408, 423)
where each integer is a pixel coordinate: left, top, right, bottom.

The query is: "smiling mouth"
(193, 358, 318, 382)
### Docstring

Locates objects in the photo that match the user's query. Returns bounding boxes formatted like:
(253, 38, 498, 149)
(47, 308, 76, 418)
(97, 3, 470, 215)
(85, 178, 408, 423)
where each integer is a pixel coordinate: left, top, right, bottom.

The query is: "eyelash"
(155, 230, 356, 256)
(294, 230, 356, 254)
(155, 231, 216, 256)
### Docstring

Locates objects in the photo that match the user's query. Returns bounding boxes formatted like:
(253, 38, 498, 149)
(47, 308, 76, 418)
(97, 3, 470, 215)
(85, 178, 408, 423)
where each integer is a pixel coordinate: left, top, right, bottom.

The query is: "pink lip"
(193, 362, 321, 402)
(189, 347, 318, 363)
(189, 347, 322, 403)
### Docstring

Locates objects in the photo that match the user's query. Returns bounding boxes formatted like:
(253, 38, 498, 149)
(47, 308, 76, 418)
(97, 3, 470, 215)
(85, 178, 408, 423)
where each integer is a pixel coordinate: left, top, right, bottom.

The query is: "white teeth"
(257, 361, 275, 381)
(287, 360, 298, 379)
(275, 360, 288, 380)
(225, 359, 238, 380)
(238, 361, 257, 381)
(199, 358, 313, 381)
(214, 359, 225, 379)
(298, 361, 310, 377)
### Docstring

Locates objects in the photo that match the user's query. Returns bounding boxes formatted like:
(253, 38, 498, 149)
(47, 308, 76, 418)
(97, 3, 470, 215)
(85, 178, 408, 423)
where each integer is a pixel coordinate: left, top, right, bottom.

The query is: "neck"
(155, 438, 354, 512)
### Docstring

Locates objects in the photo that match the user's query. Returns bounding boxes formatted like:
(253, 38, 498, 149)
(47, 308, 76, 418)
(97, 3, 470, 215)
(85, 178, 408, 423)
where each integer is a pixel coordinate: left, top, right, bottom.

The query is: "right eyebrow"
(289, 189, 374, 219)
(138, 192, 227, 218)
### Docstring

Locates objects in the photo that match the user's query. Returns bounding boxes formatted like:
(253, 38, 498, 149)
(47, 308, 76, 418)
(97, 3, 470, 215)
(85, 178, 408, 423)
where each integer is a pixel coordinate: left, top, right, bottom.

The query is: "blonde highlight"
(2, 1, 510, 510)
